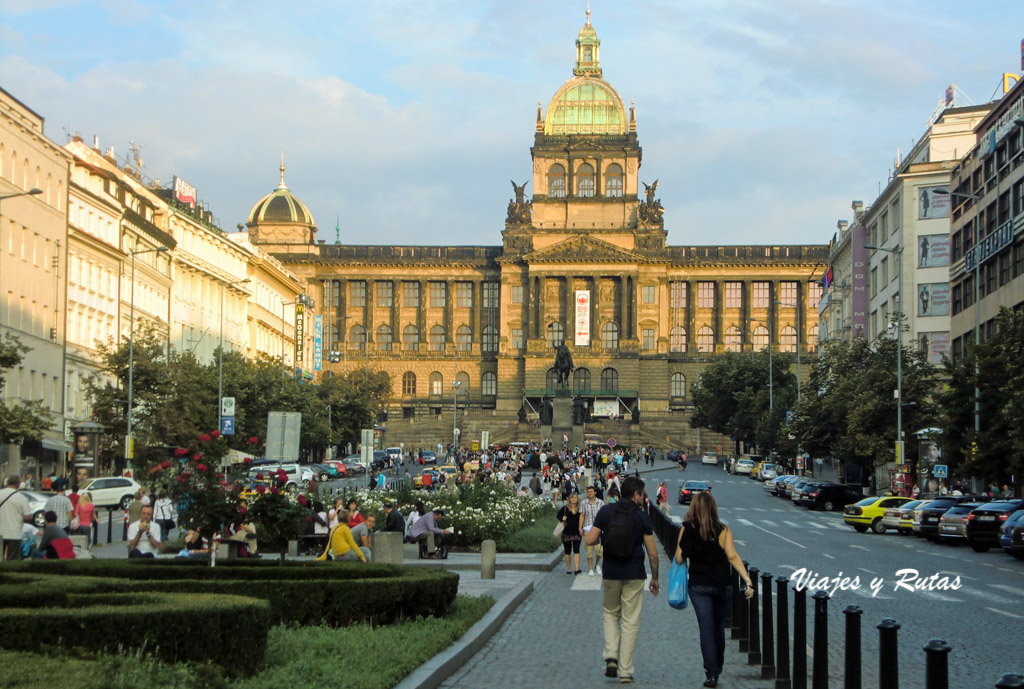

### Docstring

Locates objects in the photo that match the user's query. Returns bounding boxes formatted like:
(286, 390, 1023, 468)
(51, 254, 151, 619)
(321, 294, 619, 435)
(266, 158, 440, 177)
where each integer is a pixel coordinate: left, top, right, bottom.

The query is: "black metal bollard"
(775, 577, 791, 689)
(725, 567, 733, 629)
(733, 562, 747, 639)
(793, 587, 807, 689)
(762, 571, 776, 679)
(748, 566, 762, 665)
(811, 590, 830, 689)
(842, 605, 862, 689)
(923, 639, 951, 689)
(995, 674, 1024, 689)
(877, 619, 900, 689)
(739, 566, 751, 652)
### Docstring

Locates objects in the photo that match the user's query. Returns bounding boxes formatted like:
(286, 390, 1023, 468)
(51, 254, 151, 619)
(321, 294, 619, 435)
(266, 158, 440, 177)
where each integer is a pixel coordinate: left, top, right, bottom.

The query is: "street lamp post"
(452, 380, 461, 451)
(695, 344, 702, 455)
(126, 245, 168, 471)
(218, 278, 250, 432)
(865, 244, 905, 460)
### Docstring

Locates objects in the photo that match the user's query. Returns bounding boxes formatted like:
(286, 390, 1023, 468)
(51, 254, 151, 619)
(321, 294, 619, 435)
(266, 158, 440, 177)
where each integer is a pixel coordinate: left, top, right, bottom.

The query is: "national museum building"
(245, 17, 828, 439)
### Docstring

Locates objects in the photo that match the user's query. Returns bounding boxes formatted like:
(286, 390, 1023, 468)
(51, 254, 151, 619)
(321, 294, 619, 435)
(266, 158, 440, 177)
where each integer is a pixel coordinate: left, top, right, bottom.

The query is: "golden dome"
(246, 156, 315, 226)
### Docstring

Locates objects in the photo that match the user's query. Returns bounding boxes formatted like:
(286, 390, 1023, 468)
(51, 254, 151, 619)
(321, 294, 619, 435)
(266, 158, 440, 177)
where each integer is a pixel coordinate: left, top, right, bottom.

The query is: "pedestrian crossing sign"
(933, 464, 948, 478)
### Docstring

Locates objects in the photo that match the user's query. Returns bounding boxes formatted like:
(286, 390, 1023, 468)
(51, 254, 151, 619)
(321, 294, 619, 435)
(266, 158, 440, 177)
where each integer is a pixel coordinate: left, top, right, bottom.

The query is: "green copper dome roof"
(545, 77, 627, 135)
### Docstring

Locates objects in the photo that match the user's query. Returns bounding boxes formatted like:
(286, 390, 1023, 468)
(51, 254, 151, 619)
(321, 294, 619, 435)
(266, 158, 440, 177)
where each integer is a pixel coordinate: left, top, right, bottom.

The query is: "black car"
(796, 483, 863, 512)
(917, 495, 992, 541)
(679, 480, 710, 505)
(792, 481, 833, 507)
(966, 500, 1024, 552)
(1011, 524, 1024, 560)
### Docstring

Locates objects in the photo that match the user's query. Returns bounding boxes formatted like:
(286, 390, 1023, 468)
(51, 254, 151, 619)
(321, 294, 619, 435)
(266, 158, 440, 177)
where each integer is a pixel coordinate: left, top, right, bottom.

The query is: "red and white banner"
(173, 176, 197, 208)
(574, 290, 590, 346)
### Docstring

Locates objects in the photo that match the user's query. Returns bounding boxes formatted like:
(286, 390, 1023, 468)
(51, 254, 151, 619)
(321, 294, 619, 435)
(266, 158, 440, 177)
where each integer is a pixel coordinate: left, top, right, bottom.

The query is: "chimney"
(73, 132, 83, 143)
(92, 135, 100, 152)
(851, 200, 863, 213)
(837, 220, 849, 232)
(104, 145, 116, 163)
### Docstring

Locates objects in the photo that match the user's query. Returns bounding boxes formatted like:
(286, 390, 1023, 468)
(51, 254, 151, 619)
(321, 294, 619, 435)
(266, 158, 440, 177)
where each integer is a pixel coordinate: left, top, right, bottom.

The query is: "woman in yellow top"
(316, 510, 369, 562)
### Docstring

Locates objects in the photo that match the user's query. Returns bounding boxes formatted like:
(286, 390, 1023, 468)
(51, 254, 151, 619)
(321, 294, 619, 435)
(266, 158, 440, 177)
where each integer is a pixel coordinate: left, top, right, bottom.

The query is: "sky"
(1, 0, 1021, 248)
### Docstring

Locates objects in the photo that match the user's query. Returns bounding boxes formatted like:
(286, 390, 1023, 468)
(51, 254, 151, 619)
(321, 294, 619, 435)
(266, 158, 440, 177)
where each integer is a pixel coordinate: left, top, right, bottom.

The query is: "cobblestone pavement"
(441, 566, 774, 689)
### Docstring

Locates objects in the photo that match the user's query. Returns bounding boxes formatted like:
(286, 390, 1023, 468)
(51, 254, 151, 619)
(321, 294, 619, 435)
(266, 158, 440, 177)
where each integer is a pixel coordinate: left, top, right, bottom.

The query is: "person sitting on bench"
(406, 508, 452, 559)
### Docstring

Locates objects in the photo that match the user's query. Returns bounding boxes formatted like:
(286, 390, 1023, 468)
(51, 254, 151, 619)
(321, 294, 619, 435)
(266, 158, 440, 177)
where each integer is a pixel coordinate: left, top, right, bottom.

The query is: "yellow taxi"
(843, 495, 912, 534)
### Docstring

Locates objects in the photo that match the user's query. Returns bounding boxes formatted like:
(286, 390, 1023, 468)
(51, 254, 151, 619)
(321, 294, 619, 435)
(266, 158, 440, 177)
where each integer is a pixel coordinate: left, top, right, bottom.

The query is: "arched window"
(725, 326, 742, 353)
(546, 367, 558, 391)
(577, 163, 595, 197)
(548, 164, 566, 198)
(429, 372, 443, 396)
(605, 163, 623, 197)
(601, 322, 619, 350)
(697, 326, 714, 352)
(670, 326, 687, 353)
(809, 324, 819, 347)
(430, 325, 446, 351)
(402, 371, 416, 396)
(752, 325, 769, 351)
(482, 371, 497, 396)
(670, 372, 686, 397)
(349, 324, 366, 351)
(376, 325, 393, 351)
(601, 368, 619, 393)
(45, 173, 52, 205)
(547, 321, 564, 348)
(456, 371, 470, 395)
(780, 325, 797, 353)
(56, 180, 62, 211)
(403, 324, 419, 352)
(456, 325, 472, 352)
(573, 367, 591, 393)
(482, 325, 497, 353)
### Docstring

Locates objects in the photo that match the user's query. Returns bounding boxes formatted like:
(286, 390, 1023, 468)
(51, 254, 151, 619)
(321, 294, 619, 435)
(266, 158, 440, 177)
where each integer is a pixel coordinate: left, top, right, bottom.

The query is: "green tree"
(0, 333, 52, 444)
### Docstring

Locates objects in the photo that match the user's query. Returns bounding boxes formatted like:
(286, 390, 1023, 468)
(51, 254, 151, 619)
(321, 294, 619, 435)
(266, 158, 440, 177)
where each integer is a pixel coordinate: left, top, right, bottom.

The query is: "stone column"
(686, 281, 696, 354)
(714, 280, 724, 349)
(564, 274, 574, 342)
(417, 279, 427, 347)
(365, 279, 374, 347)
(473, 279, 483, 353)
(445, 279, 454, 343)
(769, 281, 780, 346)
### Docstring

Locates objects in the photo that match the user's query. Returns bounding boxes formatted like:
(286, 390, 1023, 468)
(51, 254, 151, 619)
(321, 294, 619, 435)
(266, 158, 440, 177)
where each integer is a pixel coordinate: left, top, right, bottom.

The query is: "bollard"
(877, 619, 900, 689)
(775, 577, 791, 689)
(738, 568, 751, 652)
(995, 674, 1024, 689)
(762, 571, 776, 679)
(842, 605, 862, 689)
(724, 565, 733, 629)
(811, 590, 829, 689)
(287, 540, 298, 558)
(793, 587, 807, 689)
(923, 639, 951, 689)
(732, 563, 745, 639)
(481, 539, 496, 579)
(748, 566, 762, 666)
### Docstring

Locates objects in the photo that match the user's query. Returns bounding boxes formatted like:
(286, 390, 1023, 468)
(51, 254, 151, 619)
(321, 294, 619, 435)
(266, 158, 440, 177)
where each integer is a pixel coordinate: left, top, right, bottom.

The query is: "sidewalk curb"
(393, 573, 540, 689)
(401, 548, 564, 572)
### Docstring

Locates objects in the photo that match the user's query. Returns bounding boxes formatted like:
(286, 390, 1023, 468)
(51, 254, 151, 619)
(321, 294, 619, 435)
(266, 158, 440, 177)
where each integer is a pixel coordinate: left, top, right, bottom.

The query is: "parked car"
(911, 500, 935, 536)
(666, 450, 684, 463)
(1010, 523, 1024, 560)
(772, 476, 800, 497)
(701, 452, 718, 465)
(843, 496, 912, 533)
(966, 500, 1024, 552)
(758, 464, 780, 482)
(322, 460, 349, 478)
(998, 509, 1024, 556)
(247, 463, 310, 489)
(801, 483, 864, 512)
(21, 491, 56, 527)
(421, 450, 438, 465)
(882, 499, 924, 533)
(307, 463, 339, 482)
(938, 503, 983, 545)
(792, 481, 833, 507)
(679, 480, 711, 505)
(734, 458, 755, 475)
(917, 495, 992, 541)
(80, 477, 142, 509)
(340, 455, 368, 474)
(386, 447, 403, 464)
(788, 478, 814, 500)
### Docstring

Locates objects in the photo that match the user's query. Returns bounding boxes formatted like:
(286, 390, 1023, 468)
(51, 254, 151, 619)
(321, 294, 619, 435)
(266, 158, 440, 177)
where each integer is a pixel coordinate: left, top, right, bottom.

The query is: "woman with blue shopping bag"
(673, 492, 754, 688)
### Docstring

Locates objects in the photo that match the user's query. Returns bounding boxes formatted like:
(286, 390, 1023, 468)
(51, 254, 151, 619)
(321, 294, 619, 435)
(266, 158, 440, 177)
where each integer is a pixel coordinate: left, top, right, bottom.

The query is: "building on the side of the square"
(948, 78, 1024, 359)
(0, 86, 73, 475)
(243, 15, 828, 449)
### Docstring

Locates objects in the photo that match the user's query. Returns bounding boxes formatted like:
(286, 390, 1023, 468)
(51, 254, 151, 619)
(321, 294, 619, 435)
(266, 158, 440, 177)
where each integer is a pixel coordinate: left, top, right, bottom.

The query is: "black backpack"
(602, 503, 636, 561)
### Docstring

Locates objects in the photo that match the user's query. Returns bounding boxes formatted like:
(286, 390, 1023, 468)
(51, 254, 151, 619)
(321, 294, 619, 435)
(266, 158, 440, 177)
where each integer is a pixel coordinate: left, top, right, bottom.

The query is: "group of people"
(0, 474, 102, 561)
(313, 497, 452, 562)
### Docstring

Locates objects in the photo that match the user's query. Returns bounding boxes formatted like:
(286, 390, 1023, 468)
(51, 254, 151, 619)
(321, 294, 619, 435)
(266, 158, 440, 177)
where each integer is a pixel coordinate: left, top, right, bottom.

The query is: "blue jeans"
(689, 584, 733, 677)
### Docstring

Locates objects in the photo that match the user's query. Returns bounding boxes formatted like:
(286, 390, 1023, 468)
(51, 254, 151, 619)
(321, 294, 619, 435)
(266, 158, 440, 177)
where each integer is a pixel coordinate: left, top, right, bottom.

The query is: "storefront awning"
(41, 438, 73, 453)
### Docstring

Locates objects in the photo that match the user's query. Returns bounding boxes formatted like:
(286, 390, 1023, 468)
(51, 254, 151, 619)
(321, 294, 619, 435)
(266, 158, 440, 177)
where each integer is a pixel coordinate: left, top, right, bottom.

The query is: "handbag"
(69, 506, 81, 531)
(668, 559, 689, 610)
(553, 507, 565, 538)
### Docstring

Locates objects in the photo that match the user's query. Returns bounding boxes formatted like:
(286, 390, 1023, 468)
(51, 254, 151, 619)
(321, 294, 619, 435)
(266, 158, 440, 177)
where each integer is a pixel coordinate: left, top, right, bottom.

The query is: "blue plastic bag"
(668, 559, 688, 609)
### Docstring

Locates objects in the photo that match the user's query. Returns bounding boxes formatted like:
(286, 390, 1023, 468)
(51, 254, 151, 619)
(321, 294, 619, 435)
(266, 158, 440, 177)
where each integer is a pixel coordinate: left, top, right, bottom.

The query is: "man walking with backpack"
(584, 476, 659, 684)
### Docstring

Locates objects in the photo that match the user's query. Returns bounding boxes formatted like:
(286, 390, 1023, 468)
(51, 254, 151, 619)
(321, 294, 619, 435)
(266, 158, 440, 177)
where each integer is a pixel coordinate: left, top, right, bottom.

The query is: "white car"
(80, 477, 142, 509)
(248, 463, 312, 489)
(701, 452, 718, 465)
(734, 459, 754, 475)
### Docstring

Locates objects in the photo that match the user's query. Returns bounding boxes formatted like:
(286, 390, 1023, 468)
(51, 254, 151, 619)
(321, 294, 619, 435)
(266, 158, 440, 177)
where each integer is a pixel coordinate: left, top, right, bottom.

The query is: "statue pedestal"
(549, 389, 584, 450)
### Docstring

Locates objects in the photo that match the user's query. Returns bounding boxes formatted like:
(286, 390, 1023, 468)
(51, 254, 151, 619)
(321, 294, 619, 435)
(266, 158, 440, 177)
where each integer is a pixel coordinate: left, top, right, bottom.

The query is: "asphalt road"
(643, 462, 1024, 688)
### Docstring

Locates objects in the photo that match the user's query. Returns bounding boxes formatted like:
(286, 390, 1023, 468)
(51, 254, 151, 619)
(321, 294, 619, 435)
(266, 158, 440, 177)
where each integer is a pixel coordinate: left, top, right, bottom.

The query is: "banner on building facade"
(917, 331, 950, 366)
(295, 304, 305, 363)
(917, 234, 950, 268)
(173, 176, 197, 208)
(918, 283, 950, 317)
(592, 399, 619, 418)
(850, 224, 868, 339)
(919, 186, 951, 219)
(574, 290, 591, 346)
(313, 315, 323, 371)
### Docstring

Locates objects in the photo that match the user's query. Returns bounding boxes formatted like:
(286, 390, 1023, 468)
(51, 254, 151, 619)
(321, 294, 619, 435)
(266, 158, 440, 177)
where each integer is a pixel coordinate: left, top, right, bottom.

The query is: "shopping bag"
(668, 559, 688, 610)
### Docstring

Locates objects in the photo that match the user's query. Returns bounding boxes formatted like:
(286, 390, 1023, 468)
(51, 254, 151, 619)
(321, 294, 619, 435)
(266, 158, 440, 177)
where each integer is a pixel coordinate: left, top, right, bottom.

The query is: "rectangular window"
(780, 282, 797, 305)
(952, 285, 962, 315)
(350, 280, 366, 307)
(511, 327, 523, 350)
(890, 198, 901, 229)
(642, 285, 656, 304)
(999, 251, 1011, 286)
(881, 211, 890, 237)
(752, 282, 770, 309)
(482, 281, 499, 308)
(511, 285, 523, 304)
(669, 281, 687, 309)
(456, 281, 473, 308)
(881, 258, 888, 287)
(642, 327, 656, 350)
(1014, 240, 1024, 279)
(871, 268, 878, 297)
(697, 282, 715, 308)
(376, 281, 393, 307)
(403, 281, 420, 308)
(429, 281, 446, 308)
(724, 282, 742, 308)
(807, 282, 823, 307)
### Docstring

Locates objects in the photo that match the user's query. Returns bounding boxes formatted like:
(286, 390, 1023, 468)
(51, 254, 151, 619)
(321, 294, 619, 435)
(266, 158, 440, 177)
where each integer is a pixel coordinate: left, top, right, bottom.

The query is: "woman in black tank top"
(674, 492, 754, 688)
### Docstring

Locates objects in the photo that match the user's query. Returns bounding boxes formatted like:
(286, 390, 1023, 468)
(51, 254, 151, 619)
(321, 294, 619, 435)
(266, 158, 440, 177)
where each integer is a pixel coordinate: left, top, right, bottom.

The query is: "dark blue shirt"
(593, 500, 653, 581)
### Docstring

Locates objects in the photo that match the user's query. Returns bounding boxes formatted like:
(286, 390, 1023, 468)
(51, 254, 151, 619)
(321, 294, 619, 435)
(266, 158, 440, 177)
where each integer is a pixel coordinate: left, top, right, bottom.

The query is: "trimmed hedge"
(0, 590, 270, 676)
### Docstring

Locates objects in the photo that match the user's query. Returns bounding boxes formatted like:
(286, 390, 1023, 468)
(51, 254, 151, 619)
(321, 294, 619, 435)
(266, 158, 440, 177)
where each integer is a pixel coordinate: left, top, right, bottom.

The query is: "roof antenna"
(335, 214, 341, 245)
(586, 1, 591, 24)
(278, 151, 287, 189)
